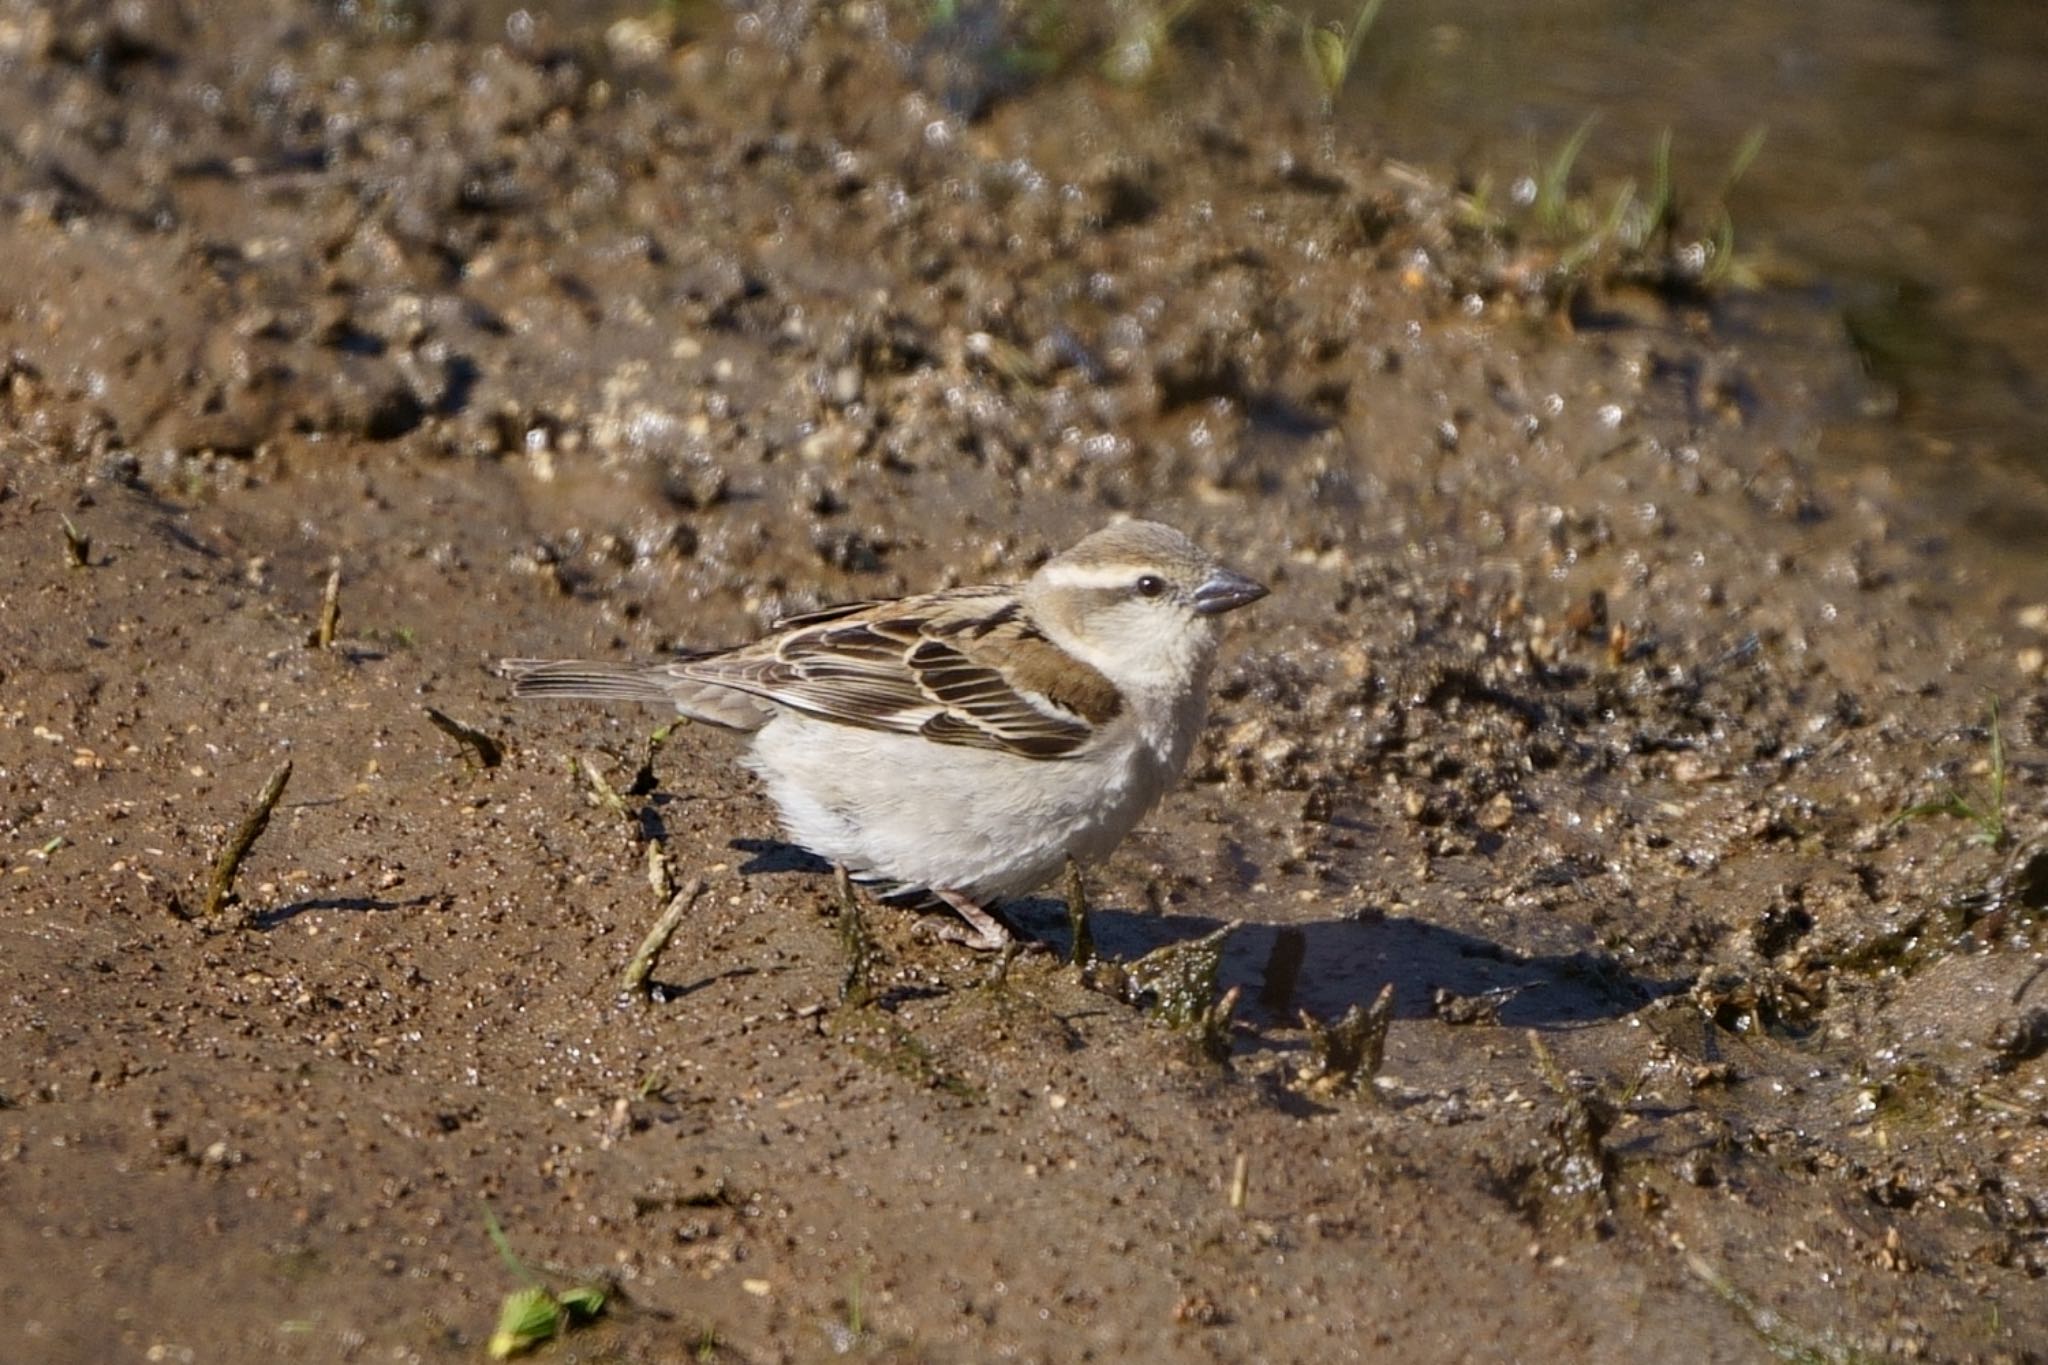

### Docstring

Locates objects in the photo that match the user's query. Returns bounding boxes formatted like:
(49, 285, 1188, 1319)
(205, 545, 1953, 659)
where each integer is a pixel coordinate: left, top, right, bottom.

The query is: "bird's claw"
(916, 917, 1013, 952)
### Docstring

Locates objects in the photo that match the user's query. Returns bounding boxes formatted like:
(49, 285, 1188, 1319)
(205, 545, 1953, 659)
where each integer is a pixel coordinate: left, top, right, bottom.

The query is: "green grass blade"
(483, 1204, 543, 1288)
(1538, 115, 1599, 233)
(1344, 0, 1391, 69)
(1718, 125, 1768, 199)
(1645, 127, 1674, 237)
(1985, 697, 2008, 846)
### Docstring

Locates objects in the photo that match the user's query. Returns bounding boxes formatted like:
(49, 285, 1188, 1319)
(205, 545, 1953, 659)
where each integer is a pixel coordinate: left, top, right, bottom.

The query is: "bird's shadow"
(249, 893, 443, 930)
(735, 838, 833, 877)
(730, 839, 1677, 1032)
(1079, 907, 1683, 1033)
(642, 965, 763, 1002)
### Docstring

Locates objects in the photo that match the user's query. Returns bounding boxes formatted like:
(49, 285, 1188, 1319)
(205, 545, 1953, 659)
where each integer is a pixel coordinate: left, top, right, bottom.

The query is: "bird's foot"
(918, 919, 1011, 952)
(925, 888, 1037, 953)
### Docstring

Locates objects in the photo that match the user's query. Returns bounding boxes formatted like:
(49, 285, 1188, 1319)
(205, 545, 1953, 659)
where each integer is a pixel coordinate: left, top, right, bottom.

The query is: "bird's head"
(1024, 520, 1267, 697)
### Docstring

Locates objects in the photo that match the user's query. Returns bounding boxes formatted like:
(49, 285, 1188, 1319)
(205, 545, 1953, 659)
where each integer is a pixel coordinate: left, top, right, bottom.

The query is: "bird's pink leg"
(929, 887, 1015, 952)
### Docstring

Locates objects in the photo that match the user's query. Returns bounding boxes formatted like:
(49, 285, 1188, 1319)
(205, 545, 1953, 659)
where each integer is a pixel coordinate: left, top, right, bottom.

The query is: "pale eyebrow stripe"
(1038, 562, 1148, 591)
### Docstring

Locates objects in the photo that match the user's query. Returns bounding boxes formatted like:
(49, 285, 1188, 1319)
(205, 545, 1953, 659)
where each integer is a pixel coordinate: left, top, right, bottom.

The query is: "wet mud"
(3, 4, 2046, 1361)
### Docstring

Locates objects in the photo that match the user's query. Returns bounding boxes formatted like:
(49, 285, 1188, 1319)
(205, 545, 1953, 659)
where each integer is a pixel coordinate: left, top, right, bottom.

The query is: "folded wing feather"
(676, 589, 1120, 760)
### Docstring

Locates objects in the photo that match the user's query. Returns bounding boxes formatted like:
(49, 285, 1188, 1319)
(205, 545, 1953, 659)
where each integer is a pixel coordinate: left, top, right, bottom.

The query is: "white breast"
(741, 689, 1207, 905)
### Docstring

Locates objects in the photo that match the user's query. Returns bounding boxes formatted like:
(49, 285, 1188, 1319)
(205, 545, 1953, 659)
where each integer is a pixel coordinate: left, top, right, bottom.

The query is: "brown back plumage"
(503, 584, 1123, 759)
(673, 586, 1121, 759)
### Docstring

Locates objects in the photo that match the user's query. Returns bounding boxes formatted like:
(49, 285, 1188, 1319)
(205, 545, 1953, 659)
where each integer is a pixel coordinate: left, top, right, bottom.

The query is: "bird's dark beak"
(1193, 566, 1269, 616)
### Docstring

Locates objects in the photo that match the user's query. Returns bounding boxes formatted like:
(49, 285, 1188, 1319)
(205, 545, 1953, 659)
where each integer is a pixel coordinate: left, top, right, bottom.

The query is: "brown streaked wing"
(767, 599, 891, 631)
(672, 587, 1114, 760)
(920, 711, 1087, 758)
(902, 637, 1095, 757)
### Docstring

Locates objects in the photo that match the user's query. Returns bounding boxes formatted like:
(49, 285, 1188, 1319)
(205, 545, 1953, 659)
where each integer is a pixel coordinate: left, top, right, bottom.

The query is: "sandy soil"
(3, 3, 2046, 1361)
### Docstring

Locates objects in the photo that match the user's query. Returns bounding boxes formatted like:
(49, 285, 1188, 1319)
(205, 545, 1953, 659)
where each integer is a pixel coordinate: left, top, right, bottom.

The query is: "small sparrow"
(503, 521, 1266, 949)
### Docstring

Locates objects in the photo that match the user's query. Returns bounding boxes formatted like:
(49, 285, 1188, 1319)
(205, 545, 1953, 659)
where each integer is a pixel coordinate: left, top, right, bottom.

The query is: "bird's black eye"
(1134, 574, 1167, 598)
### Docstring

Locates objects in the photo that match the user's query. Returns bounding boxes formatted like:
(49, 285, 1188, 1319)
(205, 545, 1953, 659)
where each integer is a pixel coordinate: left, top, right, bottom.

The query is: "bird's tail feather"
(500, 658, 682, 703)
(500, 657, 773, 730)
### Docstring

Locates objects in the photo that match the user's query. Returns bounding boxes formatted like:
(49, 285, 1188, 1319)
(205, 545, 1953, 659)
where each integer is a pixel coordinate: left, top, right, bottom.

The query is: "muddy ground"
(4, 3, 2047, 1361)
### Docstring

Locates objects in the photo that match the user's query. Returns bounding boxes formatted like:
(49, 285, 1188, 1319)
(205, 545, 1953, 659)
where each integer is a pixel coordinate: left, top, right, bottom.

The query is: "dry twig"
(620, 878, 708, 995)
(202, 760, 293, 917)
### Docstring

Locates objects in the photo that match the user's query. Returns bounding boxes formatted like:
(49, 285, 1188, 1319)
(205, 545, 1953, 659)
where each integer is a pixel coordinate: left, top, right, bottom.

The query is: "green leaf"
(558, 1286, 607, 1322)
(488, 1286, 561, 1360)
(1305, 26, 1347, 101)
